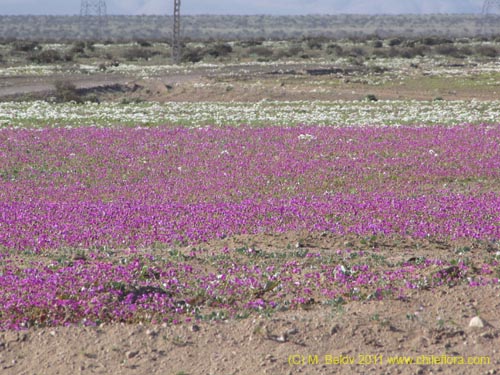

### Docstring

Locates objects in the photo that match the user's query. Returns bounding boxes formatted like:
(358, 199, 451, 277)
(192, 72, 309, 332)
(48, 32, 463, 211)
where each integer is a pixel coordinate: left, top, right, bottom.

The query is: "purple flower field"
(1, 125, 499, 250)
(0, 124, 499, 329)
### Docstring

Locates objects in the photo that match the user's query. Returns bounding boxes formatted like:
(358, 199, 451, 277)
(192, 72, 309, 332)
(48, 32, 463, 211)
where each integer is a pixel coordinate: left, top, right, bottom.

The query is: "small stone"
(265, 354, 277, 363)
(330, 324, 340, 335)
(190, 325, 200, 332)
(469, 316, 484, 328)
(126, 350, 139, 359)
(276, 334, 288, 342)
(49, 331, 56, 337)
(480, 332, 495, 339)
(146, 329, 157, 337)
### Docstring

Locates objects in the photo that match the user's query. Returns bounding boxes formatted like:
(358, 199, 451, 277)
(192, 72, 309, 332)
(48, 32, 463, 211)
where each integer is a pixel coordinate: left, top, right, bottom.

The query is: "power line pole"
(80, 0, 107, 39)
(172, 0, 182, 64)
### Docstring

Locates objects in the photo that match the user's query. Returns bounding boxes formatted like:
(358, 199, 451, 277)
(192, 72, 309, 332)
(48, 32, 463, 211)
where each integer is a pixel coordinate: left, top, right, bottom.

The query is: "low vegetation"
(1, 35, 500, 68)
(0, 14, 500, 41)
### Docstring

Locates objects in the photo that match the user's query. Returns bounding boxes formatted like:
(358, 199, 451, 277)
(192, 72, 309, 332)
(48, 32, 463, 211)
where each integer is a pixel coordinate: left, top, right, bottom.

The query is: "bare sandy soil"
(1, 234, 500, 375)
(1, 62, 498, 103)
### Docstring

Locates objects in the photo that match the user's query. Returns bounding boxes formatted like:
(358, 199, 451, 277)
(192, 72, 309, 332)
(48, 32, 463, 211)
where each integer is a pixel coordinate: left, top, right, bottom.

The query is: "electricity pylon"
(482, 0, 500, 15)
(80, 0, 107, 39)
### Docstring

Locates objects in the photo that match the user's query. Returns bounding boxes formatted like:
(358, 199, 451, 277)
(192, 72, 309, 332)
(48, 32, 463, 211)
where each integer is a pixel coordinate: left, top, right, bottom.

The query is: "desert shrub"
(365, 94, 378, 102)
(400, 46, 428, 58)
(205, 43, 233, 57)
(348, 47, 366, 57)
(273, 43, 304, 59)
(120, 97, 145, 105)
(239, 38, 264, 47)
(306, 38, 323, 50)
(435, 45, 461, 57)
(458, 47, 474, 56)
(53, 80, 81, 103)
(475, 45, 498, 58)
(421, 37, 453, 46)
(181, 47, 203, 63)
(371, 49, 389, 58)
(85, 41, 96, 52)
(326, 43, 343, 56)
(388, 38, 402, 47)
(370, 65, 388, 74)
(122, 47, 155, 60)
(70, 41, 86, 54)
(285, 44, 304, 58)
(136, 39, 152, 47)
(28, 49, 69, 63)
(12, 40, 40, 52)
(400, 49, 417, 59)
(388, 47, 402, 58)
(372, 40, 383, 48)
(247, 46, 274, 58)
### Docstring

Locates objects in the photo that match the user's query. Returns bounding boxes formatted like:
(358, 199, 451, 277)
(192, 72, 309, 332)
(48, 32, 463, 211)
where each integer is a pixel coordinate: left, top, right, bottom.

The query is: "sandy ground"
(1, 61, 498, 103)
(1, 288, 499, 375)
(1, 234, 500, 375)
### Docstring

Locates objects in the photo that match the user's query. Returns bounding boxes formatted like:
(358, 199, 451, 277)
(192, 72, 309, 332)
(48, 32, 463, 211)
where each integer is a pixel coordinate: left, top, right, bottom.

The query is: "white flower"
(298, 133, 317, 141)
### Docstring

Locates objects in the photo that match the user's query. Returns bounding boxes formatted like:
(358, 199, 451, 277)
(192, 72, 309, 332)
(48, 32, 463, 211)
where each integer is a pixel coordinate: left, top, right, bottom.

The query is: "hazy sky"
(0, 0, 487, 15)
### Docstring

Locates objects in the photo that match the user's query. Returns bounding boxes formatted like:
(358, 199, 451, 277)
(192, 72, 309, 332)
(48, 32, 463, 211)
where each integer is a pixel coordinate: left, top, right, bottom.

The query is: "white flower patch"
(2, 99, 500, 128)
